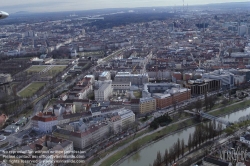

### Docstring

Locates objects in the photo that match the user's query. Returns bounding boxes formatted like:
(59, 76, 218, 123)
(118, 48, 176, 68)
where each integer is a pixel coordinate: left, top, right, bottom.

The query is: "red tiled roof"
(31, 112, 57, 122)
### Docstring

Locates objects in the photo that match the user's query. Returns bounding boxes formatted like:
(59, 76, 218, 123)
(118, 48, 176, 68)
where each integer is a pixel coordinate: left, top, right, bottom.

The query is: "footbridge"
(199, 112, 230, 126)
(184, 110, 231, 126)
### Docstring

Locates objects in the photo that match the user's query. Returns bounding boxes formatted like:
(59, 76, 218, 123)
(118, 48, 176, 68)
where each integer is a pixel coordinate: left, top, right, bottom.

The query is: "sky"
(1, 0, 250, 13)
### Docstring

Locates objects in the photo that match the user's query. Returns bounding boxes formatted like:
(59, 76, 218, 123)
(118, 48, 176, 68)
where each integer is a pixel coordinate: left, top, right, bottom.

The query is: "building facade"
(139, 97, 156, 114)
(114, 72, 149, 86)
(94, 80, 113, 101)
(184, 79, 221, 95)
(154, 88, 191, 109)
(53, 123, 109, 149)
(112, 81, 131, 90)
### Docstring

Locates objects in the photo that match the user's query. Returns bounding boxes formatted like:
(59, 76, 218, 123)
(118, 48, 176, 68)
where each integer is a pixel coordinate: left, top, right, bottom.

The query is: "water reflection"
(131, 152, 141, 162)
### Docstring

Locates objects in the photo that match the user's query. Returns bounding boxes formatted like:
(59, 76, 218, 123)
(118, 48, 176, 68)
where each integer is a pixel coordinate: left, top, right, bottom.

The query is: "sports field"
(18, 82, 46, 97)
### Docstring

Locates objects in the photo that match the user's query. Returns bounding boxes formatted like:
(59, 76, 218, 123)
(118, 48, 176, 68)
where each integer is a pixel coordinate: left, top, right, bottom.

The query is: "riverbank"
(98, 99, 250, 166)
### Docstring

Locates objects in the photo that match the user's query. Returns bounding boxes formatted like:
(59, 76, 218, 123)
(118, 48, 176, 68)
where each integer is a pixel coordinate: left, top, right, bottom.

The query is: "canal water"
(119, 108, 250, 166)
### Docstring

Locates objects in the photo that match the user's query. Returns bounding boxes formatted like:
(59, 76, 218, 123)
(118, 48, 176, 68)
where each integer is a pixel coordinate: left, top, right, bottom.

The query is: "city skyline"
(2, 0, 250, 13)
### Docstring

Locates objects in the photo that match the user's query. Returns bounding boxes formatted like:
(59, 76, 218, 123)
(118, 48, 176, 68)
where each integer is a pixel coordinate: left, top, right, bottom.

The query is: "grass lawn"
(45, 65, 67, 77)
(210, 99, 250, 116)
(26, 65, 47, 72)
(18, 82, 46, 97)
(133, 91, 142, 98)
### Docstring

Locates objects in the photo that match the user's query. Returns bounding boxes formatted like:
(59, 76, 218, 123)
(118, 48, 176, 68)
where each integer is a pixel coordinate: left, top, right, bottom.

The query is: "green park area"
(210, 99, 250, 116)
(48, 66, 67, 76)
(26, 65, 47, 73)
(18, 82, 46, 97)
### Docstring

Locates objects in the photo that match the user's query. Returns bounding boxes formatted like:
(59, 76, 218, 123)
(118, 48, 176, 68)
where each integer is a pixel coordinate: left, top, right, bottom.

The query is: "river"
(119, 108, 250, 166)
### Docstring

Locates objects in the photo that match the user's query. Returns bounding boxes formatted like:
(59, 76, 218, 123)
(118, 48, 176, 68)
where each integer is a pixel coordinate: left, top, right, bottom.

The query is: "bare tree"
(177, 138, 181, 158)
(188, 133, 192, 152)
(154, 151, 162, 166)
(195, 99, 203, 112)
(164, 149, 169, 165)
(181, 139, 185, 156)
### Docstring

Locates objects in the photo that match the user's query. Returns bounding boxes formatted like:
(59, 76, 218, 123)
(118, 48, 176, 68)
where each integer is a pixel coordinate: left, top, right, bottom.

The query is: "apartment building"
(112, 81, 131, 90)
(110, 115, 122, 133)
(140, 97, 156, 114)
(153, 88, 191, 109)
(53, 123, 109, 149)
(117, 108, 135, 130)
(68, 77, 93, 100)
(114, 72, 149, 86)
(94, 80, 113, 101)
(31, 112, 59, 133)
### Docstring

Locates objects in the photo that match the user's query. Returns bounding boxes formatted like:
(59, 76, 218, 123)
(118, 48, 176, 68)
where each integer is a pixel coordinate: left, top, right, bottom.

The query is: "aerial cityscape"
(1, 1, 250, 166)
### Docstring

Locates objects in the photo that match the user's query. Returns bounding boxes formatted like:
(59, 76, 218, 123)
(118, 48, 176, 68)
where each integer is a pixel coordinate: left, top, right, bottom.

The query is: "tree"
(204, 89, 208, 111)
(188, 133, 192, 151)
(169, 147, 174, 164)
(229, 89, 232, 101)
(173, 100, 177, 112)
(154, 151, 162, 166)
(173, 143, 178, 162)
(181, 139, 185, 156)
(164, 149, 169, 165)
(195, 99, 203, 112)
(177, 138, 181, 158)
(207, 96, 216, 110)
(221, 98, 229, 106)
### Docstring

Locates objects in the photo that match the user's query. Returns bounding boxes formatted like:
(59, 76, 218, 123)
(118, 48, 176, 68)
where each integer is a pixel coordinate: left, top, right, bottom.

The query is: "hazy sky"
(2, 0, 250, 13)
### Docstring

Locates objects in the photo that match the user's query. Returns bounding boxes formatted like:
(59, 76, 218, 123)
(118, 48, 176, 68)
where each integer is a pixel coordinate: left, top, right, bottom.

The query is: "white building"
(53, 123, 109, 149)
(110, 115, 122, 133)
(31, 112, 58, 133)
(202, 69, 234, 89)
(112, 81, 131, 90)
(117, 108, 135, 129)
(114, 72, 149, 86)
(94, 80, 113, 101)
